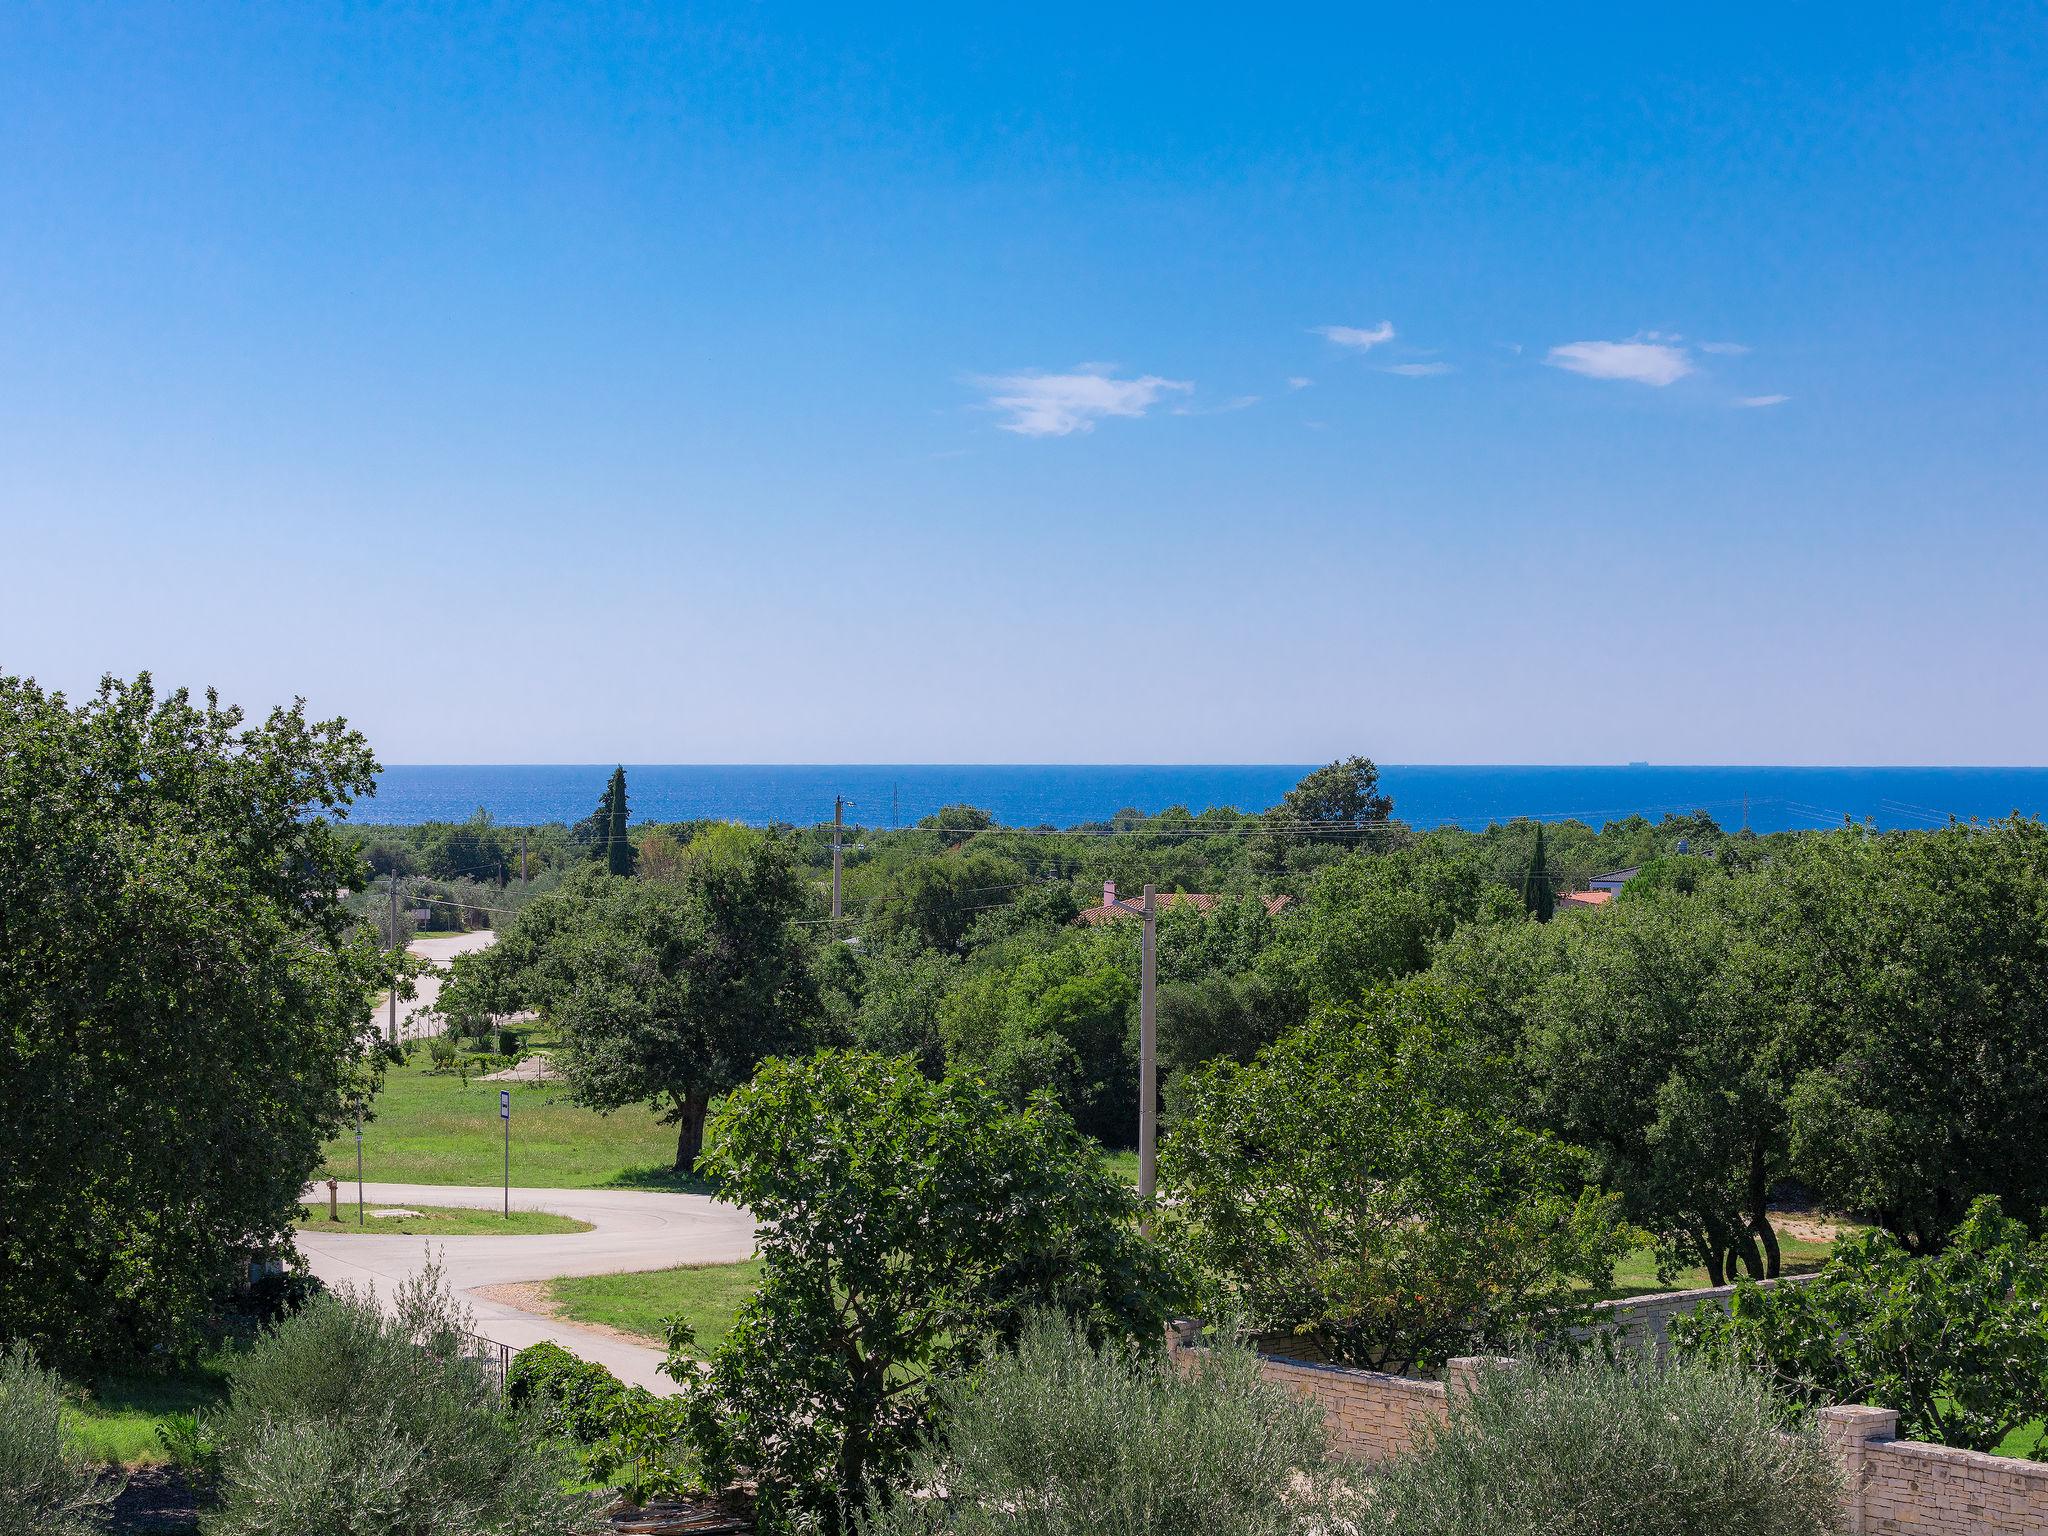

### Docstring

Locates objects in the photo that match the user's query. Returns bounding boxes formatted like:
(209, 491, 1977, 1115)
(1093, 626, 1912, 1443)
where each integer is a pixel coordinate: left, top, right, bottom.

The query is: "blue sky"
(4, 4, 2045, 764)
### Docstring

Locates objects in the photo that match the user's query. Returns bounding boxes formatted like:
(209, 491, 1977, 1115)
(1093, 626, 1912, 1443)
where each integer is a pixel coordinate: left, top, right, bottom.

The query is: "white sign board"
(499, 1090, 511, 1120)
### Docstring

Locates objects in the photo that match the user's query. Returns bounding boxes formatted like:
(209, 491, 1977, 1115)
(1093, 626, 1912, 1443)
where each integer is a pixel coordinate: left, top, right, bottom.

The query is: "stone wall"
(1166, 1324, 2048, 1533)
(1165, 1323, 1478, 1463)
(1587, 1273, 1812, 1353)
(1823, 1406, 2048, 1535)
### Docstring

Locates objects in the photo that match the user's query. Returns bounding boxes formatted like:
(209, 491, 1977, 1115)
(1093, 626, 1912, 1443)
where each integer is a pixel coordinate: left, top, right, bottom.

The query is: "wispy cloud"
(1384, 362, 1454, 377)
(1313, 322, 1396, 351)
(974, 365, 1193, 437)
(1699, 340, 1751, 356)
(1286, 376, 1314, 391)
(1172, 394, 1261, 417)
(1545, 338, 1695, 387)
(1734, 394, 1789, 408)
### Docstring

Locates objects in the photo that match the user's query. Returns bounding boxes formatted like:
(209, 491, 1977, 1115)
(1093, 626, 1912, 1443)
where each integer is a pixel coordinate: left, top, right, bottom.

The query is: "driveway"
(380, 930, 497, 1040)
(297, 1181, 756, 1391)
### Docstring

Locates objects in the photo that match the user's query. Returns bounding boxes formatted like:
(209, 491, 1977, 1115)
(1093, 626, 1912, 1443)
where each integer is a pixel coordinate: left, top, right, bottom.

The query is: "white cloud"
(1286, 376, 1313, 390)
(1172, 394, 1261, 417)
(1384, 362, 1454, 377)
(1734, 394, 1789, 408)
(1313, 322, 1396, 351)
(1700, 340, 1751, 356)
(1545, 338, 1695, 387)
(975, 365, 1193, 437)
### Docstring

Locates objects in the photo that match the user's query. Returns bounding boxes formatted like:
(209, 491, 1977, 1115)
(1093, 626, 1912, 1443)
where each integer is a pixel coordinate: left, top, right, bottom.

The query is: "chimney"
(1103, 880, 1117, 910)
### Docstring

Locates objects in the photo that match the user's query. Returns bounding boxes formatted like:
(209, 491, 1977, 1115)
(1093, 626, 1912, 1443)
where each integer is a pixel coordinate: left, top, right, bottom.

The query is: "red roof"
(1557, 888, 1613, 908)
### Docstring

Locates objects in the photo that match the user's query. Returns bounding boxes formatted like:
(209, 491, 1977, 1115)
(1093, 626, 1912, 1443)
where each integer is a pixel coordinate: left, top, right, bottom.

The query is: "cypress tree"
(605, 765, 635, 876)
(1524, 823, 1554, 921)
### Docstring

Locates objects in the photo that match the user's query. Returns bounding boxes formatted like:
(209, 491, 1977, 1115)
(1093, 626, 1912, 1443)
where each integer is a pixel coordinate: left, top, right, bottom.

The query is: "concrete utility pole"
(387, 877, 400, 1043)
(519, 828, 528, 882)
(831, 795, 853, 921)
(1138, 882, 1158, 1231)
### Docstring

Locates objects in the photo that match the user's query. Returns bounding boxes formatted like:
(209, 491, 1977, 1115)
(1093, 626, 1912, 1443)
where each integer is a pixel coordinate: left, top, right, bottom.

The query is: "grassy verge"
(1592, 1232, 1837, 1302)
(295, 1203, 592, 1236)
(63, 1352, 235, 1467)
(319, 1052, 709, 1192)
(543, 1260, 763, 1355)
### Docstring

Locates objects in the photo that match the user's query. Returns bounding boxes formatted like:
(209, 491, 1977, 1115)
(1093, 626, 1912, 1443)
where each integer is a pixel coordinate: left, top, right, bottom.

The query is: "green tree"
(1433, 881, 1805, 1284)
(1162, 982, 1627, 1374)
(0, 672, 388, 1365)
(1522, 823, 1554, 921)
(602, 766, 636, 876)
(1672, 1197, 2048, 1454)
(455, 832, 818, 1171)
(865, 850, 1026, 954)
(675, 1053, 1176, 1531)
(1272, 755, 1394, 842)
(1774, 821, 2048, 1251)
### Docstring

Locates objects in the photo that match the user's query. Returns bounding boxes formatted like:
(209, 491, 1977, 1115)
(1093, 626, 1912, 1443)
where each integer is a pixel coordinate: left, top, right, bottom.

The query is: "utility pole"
(519, 828, 528, 882)
(831, 795, 852, 921)
(355, 1106, 365, 1227)
(1138, 883, 1158, 1233)
(387, 877, 400, 1044)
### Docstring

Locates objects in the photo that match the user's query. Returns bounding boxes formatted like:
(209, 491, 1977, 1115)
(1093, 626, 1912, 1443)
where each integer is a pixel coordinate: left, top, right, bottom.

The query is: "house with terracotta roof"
(1074, 880, 1290, 926)
(1556, 888, 1614, 912)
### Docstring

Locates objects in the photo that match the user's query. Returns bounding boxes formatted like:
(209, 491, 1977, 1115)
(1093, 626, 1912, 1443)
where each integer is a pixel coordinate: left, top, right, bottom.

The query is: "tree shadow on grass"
(601, 1164, 721, 1196)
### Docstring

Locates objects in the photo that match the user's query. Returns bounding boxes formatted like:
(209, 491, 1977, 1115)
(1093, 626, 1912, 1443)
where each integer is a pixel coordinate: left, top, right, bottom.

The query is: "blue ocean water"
(352, 764, 2048, 836)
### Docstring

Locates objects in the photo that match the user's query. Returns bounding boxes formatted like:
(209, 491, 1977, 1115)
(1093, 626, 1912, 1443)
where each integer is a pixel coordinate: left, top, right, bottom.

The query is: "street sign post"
(500, 1090, 511, 1218)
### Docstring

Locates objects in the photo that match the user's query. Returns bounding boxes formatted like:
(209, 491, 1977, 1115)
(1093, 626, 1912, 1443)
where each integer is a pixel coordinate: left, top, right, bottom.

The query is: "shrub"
(508, 1342, 638, 1445)
(154, 1410, 219, 1485)
(1363, 1356, 1839, 1536)
(0, 1342, 120, 1536)
(205, 1264, 606, 1536)
(1672, 1195, 2048, 1453)
(855, 1313, 1351, 1536)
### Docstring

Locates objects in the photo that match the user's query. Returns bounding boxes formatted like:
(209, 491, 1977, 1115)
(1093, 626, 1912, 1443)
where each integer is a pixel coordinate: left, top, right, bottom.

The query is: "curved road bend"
(381, 930, 498, 1041)
(297, 1181, 756, 1391)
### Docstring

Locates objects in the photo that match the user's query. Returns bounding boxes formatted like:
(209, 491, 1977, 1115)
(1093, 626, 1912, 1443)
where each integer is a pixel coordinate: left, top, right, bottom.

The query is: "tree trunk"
(1755, 1212, 1782, 1278)
(673, 1092, 711, 1173)
(1746, 1142, 1780, 1278)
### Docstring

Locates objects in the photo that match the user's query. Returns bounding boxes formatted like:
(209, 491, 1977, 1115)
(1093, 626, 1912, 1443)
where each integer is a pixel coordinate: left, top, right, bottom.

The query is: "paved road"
(298, 1181, 755, 1391)
(379, 930, 497, 1040)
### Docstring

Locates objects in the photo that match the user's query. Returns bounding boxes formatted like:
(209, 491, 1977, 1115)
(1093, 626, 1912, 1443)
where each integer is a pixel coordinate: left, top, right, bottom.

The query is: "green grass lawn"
(544, 1260, 763, 1355)
(319, 1053, 707, 1192)
(63, 1352, 235, 1467)
(295, 1202, 593, 1236)
(1593, 1233, 1838, 1302)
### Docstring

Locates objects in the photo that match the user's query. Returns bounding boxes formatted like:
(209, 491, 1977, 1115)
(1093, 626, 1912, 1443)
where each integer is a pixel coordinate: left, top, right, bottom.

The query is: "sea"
(351, 765, 2048, 836)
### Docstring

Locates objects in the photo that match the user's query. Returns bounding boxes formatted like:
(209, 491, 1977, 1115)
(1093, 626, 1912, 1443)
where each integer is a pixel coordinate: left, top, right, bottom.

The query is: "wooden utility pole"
(831, 795, 851, 921)
(1139, 882, 1158, 1231)
(519, 827, 528, 882)
(387, 877, 400, 1043)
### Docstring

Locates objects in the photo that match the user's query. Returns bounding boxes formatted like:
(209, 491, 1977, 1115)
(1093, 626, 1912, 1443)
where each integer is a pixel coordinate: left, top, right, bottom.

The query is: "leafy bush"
(154, 1409, 219, 1484)
(0, 1342, 120, 1536)
(856, 1313, 1350, 1536)
(1163, 981, 1627, 1373)
(1672, 1195, 2048, 1452)
(205, 1264, 605, 1536)
(675, 1052, 1179, 1532)
(1364, 1356, 1839, 1536)
(508, 1342, 638, 1445)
